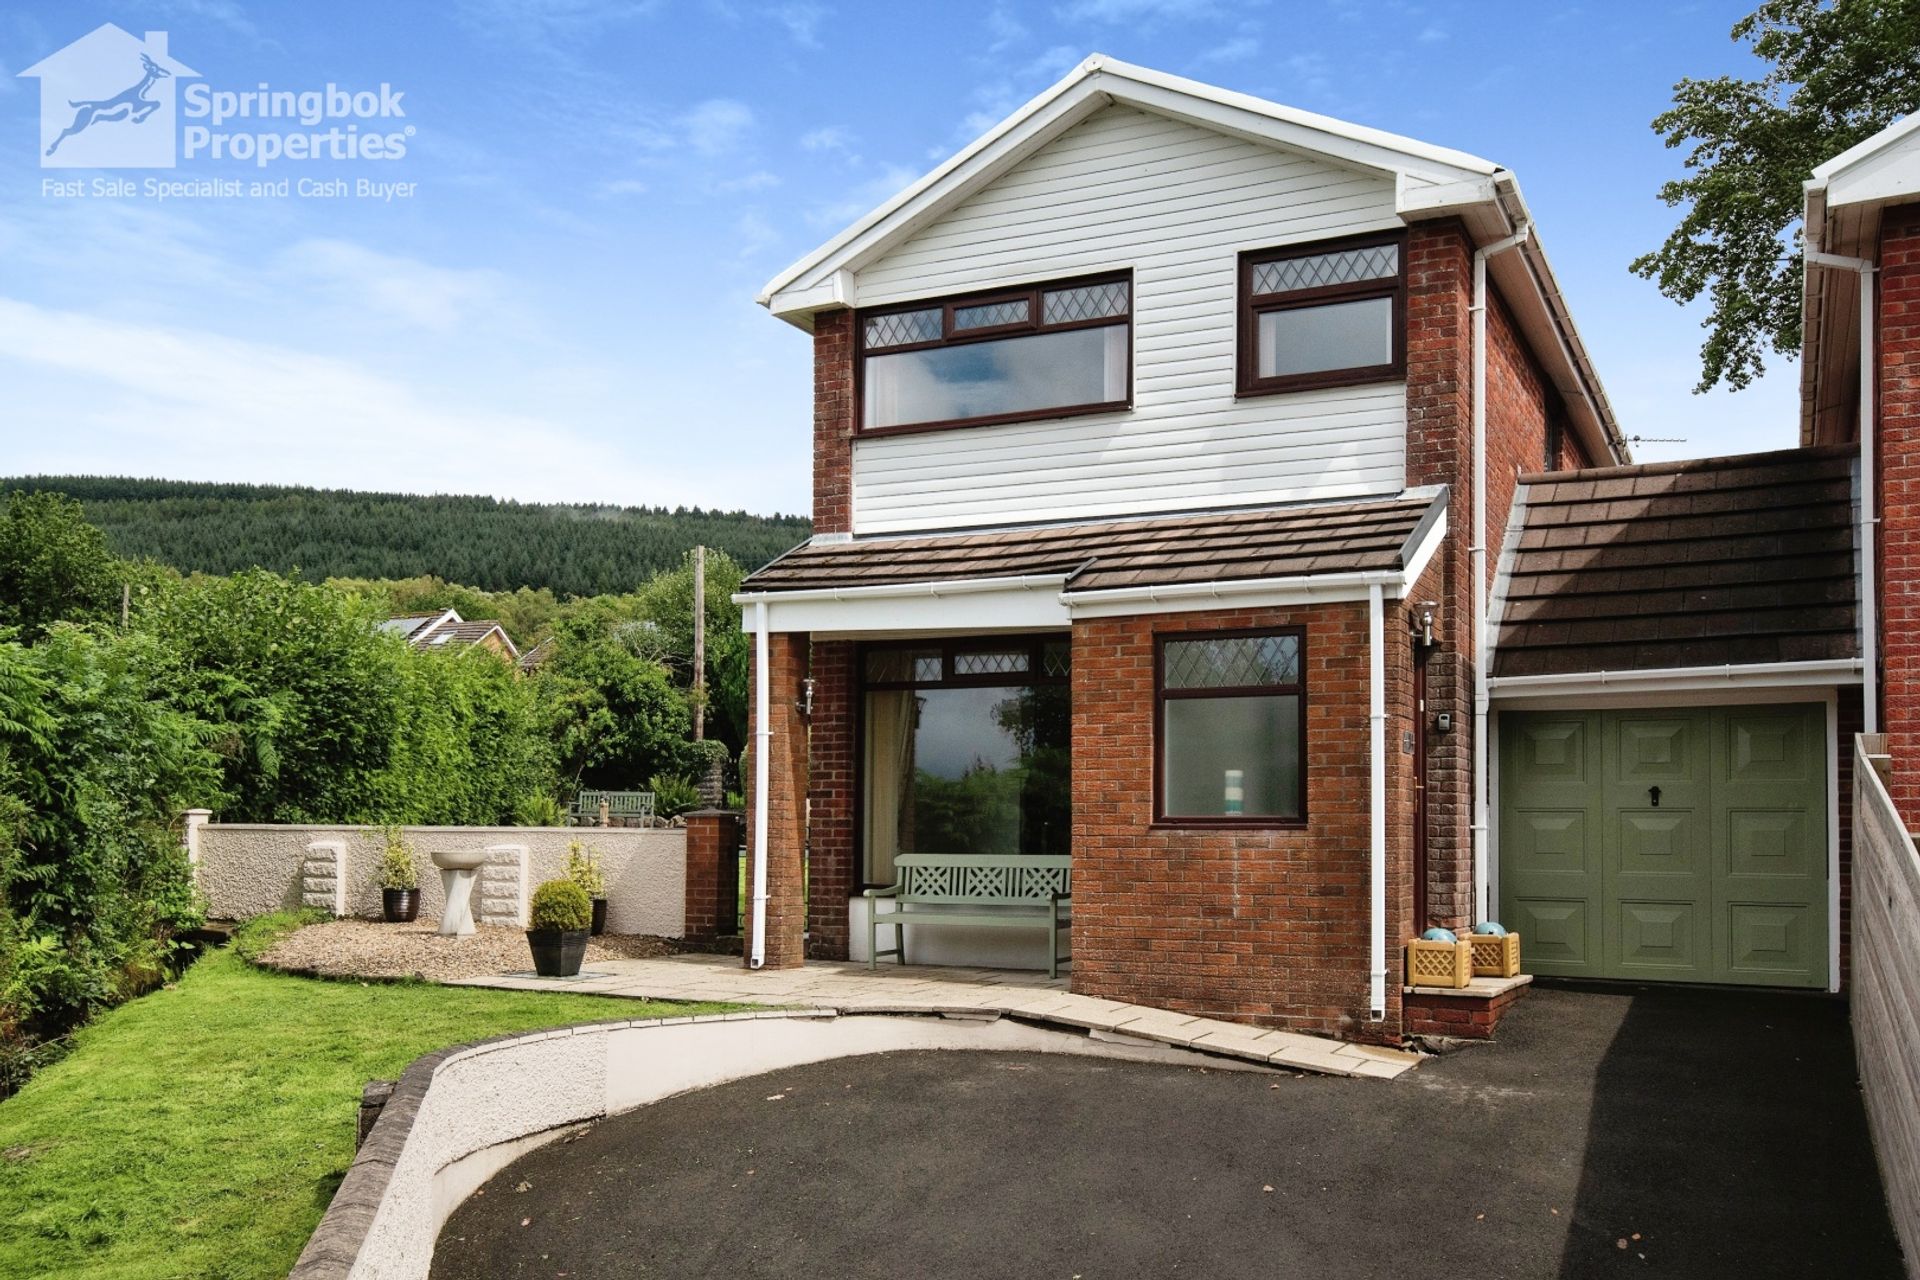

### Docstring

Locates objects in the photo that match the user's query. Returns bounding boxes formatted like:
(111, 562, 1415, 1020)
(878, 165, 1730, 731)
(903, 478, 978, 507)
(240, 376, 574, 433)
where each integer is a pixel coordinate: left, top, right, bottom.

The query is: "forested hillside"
(2, 476, 810, 597)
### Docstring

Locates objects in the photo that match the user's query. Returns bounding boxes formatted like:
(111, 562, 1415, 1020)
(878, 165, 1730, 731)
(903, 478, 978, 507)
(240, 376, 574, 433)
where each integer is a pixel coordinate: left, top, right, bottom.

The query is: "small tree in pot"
(526, 879, 592, 977)
(567, 840, 608, 936)
(376, 827, 420, 923)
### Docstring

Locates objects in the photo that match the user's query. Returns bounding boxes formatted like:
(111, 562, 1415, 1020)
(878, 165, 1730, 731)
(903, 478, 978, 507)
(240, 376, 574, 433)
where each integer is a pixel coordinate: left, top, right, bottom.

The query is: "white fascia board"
(1489, 659, 1863, 702)
(760, 54, 1496, 323)
(735, 575, 1072, 634)
(1809, 111, 1920, 192)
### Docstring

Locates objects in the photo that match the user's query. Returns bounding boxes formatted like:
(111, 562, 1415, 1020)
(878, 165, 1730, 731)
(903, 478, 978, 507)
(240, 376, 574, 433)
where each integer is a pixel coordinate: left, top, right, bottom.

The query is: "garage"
(1487, 447, 1862, 992)
(1499, 704, 1829, 988)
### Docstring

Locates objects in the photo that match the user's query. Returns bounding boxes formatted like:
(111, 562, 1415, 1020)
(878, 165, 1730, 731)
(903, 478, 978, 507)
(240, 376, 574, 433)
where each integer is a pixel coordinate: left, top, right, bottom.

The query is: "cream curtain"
(863, 690, 918, 884)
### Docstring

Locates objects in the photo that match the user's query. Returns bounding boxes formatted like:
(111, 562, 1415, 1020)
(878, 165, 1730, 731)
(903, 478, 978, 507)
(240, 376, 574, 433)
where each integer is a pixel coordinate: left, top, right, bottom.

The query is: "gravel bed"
(258, 920, 678, 982)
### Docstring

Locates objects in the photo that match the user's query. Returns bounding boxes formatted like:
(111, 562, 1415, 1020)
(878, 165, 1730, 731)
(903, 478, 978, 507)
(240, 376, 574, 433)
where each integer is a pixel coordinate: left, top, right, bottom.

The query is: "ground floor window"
(861, 636, 1071, 884)
(1156, 628, 1306, 824)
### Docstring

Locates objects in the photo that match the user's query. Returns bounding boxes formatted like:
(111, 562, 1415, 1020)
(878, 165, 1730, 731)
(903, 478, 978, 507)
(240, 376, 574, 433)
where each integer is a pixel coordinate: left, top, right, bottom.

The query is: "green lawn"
(0, 915, 734, 1280)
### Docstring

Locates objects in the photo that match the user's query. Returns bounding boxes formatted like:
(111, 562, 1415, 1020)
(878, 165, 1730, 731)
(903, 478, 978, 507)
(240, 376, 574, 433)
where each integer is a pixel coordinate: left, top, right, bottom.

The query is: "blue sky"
(1, 0, 1797, 517)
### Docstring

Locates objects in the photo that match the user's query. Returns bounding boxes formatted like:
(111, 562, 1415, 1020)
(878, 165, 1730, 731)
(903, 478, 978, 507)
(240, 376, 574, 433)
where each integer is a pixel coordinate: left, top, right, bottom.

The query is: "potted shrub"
(567, 840, 608, 936)
(526, 879, 592, 978)
(376, 827, 420, 923)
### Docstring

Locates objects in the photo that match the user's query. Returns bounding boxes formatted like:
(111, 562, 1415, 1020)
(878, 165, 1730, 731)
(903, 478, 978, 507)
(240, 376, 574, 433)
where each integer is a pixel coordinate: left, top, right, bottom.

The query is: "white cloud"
(800, 126, 854, 153)
(0, 296, 708, 506)
(986, 3, 1028, 51)
(715, 169, 781, 192)
(271, 240, 506, 333)
(680, 98, 755, 154)
(1416, 23, 1447, 43)
(1196, 35, 1258, 63)
(1055, 0, 1222, 25)
(766, 2, 828, 47)
(598, 177, 650, 196)
(806, 163, 918, 229)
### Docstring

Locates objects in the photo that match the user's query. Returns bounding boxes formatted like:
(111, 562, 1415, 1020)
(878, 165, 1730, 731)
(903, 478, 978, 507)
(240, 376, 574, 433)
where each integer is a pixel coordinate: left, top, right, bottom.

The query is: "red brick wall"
(813, 309, 855, 534)
(1404, 223, 1476, 930)
(682, 810, 741, 945)
(1069, 603, 1417, 1041)
(1485, 287, 1553, 567)
(1879, 206, 1920, 816)
(743, 632, 809, 968)
(806, 639, 857, 959)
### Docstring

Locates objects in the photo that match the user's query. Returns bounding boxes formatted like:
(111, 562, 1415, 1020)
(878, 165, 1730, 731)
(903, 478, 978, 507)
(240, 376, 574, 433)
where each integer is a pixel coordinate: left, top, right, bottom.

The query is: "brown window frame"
(1153, 626, 1309, 829)
(855, 271, 1133, 439)
(1236, 232, 1406, 398)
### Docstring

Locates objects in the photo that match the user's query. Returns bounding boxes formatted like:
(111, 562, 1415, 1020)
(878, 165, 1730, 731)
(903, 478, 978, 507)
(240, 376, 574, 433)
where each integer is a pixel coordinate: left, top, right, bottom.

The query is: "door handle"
(1649, 785, 1661, 808)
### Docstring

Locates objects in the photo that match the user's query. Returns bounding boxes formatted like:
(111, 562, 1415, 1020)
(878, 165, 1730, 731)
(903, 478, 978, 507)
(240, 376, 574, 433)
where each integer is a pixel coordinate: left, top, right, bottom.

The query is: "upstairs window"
(1238, 235, 1404, 396)
(858, 275, 1131, 435)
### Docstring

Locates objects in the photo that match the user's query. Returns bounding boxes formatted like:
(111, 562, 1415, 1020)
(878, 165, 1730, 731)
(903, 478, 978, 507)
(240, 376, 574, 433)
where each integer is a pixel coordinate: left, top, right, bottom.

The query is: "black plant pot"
(382, 888, 420, 923)
(590, 897, 608, 937)
(526, 928, 589, 977)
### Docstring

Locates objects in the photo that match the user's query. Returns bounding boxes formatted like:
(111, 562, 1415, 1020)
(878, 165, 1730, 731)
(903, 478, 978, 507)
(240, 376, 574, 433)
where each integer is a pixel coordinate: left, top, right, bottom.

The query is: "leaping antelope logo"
(45, 52, 170, 156)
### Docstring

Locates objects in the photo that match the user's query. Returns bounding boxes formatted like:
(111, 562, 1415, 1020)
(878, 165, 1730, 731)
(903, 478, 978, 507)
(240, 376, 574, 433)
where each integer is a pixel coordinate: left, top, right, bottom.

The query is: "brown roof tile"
(741, 493, 1446, 596)
(1492, 445, 1859, 678)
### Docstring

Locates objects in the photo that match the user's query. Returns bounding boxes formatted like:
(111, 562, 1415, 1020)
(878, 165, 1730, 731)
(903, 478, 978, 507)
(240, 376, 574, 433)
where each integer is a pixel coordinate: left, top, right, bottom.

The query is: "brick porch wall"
(743, 632, 809, 969)
(1878, 206, 1920, 818)
(807, 639, 858, 959)
(1069, 602, 1418, 1042)
(813, 309, 855, 535)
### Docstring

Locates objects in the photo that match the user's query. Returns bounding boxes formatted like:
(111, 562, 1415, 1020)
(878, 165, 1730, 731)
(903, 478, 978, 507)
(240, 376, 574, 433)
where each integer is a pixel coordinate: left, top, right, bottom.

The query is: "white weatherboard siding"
(850, 105, 1407, 534)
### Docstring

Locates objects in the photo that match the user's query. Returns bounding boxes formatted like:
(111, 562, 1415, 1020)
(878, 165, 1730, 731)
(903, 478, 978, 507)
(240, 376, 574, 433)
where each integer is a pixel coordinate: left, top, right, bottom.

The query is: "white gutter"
(1367, 582, 1387, 1021)
(1062, 566, 1412, 608)
(733, 573, 1070, 613)
(1807, 249, 1880, 736)
(1489, 658, 1865, 699)
(1471, 222, 1531, 925)
(749, 597, 770, 969)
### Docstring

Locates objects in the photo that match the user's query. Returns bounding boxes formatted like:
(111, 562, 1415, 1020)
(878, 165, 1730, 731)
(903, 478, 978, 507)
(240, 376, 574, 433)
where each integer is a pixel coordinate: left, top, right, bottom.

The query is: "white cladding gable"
(849, 104, 1408, 535)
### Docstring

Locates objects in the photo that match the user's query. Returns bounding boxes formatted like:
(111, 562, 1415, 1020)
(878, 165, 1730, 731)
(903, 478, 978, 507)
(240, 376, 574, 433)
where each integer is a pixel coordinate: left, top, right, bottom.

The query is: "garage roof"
(1492, 446, 1858, 678)
(742, 491, 1444, 596)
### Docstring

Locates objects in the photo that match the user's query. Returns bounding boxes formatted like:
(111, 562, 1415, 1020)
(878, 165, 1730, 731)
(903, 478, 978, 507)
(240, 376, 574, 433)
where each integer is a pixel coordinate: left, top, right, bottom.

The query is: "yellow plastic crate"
(1466, 931, 1522, 979)
(1405, 937, 1472, 989)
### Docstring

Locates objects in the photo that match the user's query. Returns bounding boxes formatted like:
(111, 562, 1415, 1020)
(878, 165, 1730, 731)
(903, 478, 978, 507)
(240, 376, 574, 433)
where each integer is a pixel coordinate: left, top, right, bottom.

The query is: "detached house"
(734, 56, 1644, 1042)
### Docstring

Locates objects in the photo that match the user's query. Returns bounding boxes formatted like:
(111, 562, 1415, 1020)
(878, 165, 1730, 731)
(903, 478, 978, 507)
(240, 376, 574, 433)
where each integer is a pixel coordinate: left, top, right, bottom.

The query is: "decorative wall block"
(479, 844, 528, 927)
(302, 839, 347, 915)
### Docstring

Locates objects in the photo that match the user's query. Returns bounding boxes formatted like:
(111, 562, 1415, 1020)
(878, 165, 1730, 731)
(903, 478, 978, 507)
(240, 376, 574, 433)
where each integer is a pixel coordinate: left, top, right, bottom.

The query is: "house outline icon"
(18, 25, 200, 170)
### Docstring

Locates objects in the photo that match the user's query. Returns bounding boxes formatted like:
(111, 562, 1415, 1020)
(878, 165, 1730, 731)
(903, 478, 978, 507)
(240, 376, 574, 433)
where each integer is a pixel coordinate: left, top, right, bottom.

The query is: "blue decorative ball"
(1421, 926, 1458, 943)
(1472, 921, 1508, 937)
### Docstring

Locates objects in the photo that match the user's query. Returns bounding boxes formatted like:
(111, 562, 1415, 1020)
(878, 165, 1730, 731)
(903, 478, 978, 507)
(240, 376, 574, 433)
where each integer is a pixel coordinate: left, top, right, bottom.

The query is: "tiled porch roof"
(1492, 445, 1858, 678)
(742, 491, 1446, 595)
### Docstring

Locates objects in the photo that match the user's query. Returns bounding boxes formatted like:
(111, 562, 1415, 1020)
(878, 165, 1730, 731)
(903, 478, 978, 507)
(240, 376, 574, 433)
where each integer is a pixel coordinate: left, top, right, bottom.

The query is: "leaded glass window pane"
(953, 648, 1030, 677)
(952, 298, 1029, 331)
(866, 647, 941, 683)
(1164, 634, 1301, 690)
(1252, 244, 1398, 296)
(863, 308, 942, 349)
(1041, 641, 1071, 678)
(1042, 280, 1130, 324)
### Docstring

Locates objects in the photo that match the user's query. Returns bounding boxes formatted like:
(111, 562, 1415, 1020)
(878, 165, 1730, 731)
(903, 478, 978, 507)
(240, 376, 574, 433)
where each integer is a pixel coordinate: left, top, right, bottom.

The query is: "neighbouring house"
(379, 608, 520, 661)
(730, 54, 1636, 1043)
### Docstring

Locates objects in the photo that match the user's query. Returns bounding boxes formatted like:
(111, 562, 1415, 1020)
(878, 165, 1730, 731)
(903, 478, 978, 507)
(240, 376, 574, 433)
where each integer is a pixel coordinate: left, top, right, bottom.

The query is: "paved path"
(432, 983, 1902, 1280)
(447, 953, 1421, 1079)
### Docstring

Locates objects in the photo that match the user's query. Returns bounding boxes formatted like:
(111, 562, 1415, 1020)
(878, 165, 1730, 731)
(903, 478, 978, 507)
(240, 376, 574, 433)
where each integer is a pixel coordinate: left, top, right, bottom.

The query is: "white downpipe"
(1472, 223, 1530, 925)
(749, 598, 771, 969)
(1368, 582, 1387, 1021)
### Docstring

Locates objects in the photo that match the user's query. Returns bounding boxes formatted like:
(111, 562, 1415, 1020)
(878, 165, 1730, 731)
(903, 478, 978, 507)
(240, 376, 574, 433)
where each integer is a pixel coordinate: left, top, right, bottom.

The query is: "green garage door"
(1498, 704, 1828, 988)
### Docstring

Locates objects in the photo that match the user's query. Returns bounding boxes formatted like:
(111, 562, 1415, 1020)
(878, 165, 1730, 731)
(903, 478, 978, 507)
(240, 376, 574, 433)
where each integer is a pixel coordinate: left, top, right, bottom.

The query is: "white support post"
(1368, 582, 1388, 1021)
(181, 809, 211, 882)
(750, 599, 771, 970)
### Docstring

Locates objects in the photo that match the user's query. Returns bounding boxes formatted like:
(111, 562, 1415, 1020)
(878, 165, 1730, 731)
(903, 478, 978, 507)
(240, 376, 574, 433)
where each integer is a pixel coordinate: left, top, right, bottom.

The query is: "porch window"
(861, 637, 1071, 885)
(1237, 235, 1404, 396)
(858, 275, 1131, 435)
(1156, 629, 1305, 825)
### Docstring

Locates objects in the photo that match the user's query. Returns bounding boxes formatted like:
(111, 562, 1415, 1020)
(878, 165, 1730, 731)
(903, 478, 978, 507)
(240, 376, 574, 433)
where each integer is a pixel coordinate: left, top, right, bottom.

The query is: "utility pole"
(691, 545, 706, 741)
(121, 582, 130, 629)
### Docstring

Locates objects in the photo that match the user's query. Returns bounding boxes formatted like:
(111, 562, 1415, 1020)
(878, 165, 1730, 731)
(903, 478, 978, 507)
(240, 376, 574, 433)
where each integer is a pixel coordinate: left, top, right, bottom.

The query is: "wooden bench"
(570, 790, 655, 826)
(863, 854, 1072, 978)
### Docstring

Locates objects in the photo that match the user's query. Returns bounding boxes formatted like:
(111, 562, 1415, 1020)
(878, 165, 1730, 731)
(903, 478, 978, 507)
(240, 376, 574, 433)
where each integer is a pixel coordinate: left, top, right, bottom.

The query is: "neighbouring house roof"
(1491, 446, 1858, 679)
(1802, 111, 1920, 446)
(515, 636, 556, 673)
(380, 609, 520, 661)
(741, 491, 1445, 596)
(756, 53, 1627, 466)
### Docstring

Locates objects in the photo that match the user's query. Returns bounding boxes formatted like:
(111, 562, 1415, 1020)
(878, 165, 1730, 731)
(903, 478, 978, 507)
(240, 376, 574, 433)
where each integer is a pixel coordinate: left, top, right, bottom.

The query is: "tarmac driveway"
(432, 984, 1902, 1278)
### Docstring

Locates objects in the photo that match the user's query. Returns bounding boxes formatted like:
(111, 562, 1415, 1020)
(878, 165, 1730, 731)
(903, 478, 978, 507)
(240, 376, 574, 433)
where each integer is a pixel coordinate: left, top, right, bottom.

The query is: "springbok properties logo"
(20, 23, 413, 179)
(19, 25, 196, 168)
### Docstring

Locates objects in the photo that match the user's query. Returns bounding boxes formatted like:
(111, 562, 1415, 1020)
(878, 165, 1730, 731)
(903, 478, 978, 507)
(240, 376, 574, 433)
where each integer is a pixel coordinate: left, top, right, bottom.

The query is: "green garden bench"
(571, 790, 655, 825)
(864, 854, 1072, 979)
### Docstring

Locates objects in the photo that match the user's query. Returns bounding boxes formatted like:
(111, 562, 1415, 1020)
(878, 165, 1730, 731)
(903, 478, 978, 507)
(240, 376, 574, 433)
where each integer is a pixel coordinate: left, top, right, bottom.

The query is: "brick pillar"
(807, 640, 857, 959)
(1403, 221, 1476, 930)
(1878, 206, 1920, 818)
(744, 632, 808, 969)
(813, 310, 855, 535)
(682, 810, 741, 945)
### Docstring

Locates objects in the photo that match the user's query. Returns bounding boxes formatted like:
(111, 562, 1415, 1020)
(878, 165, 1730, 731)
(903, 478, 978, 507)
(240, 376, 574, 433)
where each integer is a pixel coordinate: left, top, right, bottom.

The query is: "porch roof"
(1491, 445, 1859, 679)
(742, 491, 1446, 597)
